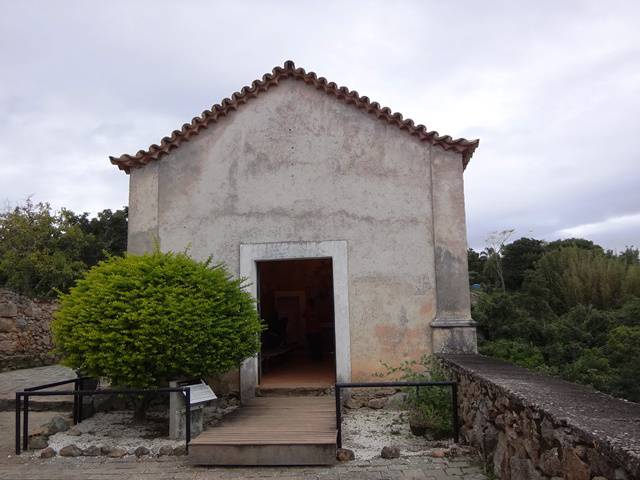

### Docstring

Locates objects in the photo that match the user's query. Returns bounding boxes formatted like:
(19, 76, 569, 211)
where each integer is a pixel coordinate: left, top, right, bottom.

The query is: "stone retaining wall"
(441, 354, 639, 480)
(0, 289, 57, 371)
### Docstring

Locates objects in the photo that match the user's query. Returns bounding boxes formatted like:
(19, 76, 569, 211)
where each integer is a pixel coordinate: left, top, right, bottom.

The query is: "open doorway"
(257, 258, 336, 388)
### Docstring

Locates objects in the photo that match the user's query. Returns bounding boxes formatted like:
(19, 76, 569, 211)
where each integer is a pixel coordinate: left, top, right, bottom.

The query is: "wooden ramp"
(189, 396, 337, 466)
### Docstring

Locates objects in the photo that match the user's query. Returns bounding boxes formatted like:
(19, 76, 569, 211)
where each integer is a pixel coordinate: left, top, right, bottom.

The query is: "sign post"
(169, 380, 217, 440)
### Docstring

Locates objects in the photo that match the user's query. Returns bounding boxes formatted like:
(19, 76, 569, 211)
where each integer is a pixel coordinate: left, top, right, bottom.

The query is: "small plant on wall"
(52, 250, 263, 417)
(379, 355, 453, 440)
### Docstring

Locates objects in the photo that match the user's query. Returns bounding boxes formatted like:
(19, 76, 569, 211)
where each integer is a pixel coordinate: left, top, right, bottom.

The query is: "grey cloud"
(1, 0, 638, 251)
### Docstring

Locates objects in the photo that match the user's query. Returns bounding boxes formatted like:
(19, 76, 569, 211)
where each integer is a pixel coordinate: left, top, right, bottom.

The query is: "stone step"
(256, 386, 333, 397)
(189, 396, 337, 466)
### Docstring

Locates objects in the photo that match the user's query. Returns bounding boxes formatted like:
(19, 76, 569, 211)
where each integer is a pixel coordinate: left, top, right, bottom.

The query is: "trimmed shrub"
(52, 251, 263, 390)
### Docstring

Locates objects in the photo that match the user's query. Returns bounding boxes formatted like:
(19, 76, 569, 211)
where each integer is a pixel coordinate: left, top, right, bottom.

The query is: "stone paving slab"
(0, 455, 489, 480)
(0, 365, 76, 411)
(0, 408, 488, 479)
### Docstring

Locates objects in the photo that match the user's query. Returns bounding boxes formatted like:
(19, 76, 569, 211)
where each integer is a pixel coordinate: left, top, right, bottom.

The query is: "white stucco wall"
(127, 78, 474, 384)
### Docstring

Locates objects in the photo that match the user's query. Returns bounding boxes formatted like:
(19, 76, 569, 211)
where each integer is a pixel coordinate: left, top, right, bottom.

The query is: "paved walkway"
(0, 367, 489, 478)
(0, 365, 76, 410)
(0, 410, 487, 479)
(0, 454, 488, 480)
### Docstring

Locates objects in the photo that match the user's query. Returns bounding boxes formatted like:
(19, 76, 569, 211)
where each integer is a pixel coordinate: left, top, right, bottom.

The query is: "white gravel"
(341, 408, 451, 460)
(43, 400, 238, 457)
(46, 411, 182, 455)
(37, 401, 448, 461)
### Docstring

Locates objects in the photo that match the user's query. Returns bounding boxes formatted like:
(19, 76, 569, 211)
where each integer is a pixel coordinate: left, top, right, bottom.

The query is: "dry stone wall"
(441, 354, 639, 480)
(0, 288, 57, 371)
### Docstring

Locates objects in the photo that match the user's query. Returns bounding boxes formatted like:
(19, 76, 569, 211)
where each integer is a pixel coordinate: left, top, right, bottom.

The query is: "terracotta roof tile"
(110, 60, 479, 173)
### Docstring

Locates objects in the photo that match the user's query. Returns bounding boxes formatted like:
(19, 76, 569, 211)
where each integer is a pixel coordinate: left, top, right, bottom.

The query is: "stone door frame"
(239, 240, 351, 403)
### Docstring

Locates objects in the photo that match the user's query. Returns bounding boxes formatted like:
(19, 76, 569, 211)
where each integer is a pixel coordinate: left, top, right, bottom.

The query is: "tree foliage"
(0, 200, 127, 298)
(525, 247, 638, 313)
(501, 238, 545, 290)
(52, 250, 263, 389)
(471, 236, 640, 403)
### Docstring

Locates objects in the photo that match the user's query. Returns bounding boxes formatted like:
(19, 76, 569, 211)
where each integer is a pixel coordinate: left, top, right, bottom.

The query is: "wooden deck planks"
(190, 396, 337, 446)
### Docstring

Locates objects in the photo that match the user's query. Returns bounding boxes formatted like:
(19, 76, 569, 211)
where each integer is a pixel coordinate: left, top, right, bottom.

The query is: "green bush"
(52, 250, 263, 391)
(615, 297, 640, 326)
(606, 326, 640, 402)
(479, 339, 547, 371)
(472, 291, 550, 344)
(380, 355, 453, 439)
(564, 348, 614, 393)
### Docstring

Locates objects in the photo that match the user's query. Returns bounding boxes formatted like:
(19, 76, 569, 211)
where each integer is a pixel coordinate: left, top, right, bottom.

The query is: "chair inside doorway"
(257, 258, 336, 388)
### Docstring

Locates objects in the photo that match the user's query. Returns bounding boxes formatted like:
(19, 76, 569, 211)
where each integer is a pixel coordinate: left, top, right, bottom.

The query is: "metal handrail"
(23, 377, 89, 392)
(334, 380, 459, 448)
(15, 384, 191, 455)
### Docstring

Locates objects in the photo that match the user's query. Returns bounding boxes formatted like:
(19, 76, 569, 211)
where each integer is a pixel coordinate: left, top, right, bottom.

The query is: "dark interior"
(257, 258, 336, 388)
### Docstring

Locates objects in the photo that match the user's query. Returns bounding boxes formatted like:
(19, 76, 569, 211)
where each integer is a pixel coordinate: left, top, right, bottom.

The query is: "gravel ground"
(7, 402, 452, 463)
(45, 411, 183, 455)
(342, 407, 451, 459)
(45, 400, 239, 456)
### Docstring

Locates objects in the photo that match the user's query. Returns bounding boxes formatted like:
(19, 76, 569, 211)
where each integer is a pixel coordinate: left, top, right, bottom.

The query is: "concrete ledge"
(440, 354, 640, 479)
(431, 318, 476, 328)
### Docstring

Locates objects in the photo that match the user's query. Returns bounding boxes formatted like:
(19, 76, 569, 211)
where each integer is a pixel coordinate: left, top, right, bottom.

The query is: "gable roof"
(110, 60, 479, 174)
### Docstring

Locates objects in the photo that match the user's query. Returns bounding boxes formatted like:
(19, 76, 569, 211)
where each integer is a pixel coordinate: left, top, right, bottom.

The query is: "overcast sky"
(1, 1, 639, 251)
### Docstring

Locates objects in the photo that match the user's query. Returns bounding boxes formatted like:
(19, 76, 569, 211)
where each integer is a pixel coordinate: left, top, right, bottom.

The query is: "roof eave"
(110, 60, 479, 174)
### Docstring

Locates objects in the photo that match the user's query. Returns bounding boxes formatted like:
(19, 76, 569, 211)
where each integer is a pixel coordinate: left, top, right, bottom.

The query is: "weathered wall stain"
(127, 77, 475, 385)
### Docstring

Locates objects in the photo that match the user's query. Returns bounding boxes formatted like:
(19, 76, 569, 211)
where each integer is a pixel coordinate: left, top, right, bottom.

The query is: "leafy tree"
(525, 247, 637, 314)
(0, 200, 127, 298)
(619, 247, 639, 266)
(467, 248, 487, 285)
(545, 238, 604, 254)
(0, 200, 88, 297)
(482, 230, 514, 291)
(472, 237, 640, 403)
(501, 237, 545, 290)
(52, 250, 263, 417)
(472, 291, 549, 344)
(623, 266, 640, 299)
(615, 297, 640, 326)
(67, 207, 128, 266)
(544, 306, 613, 366)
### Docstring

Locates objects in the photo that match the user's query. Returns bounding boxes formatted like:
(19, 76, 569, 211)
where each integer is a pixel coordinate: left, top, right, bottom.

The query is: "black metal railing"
(15, 381, 191, 455)
(334, 381, 459, 448)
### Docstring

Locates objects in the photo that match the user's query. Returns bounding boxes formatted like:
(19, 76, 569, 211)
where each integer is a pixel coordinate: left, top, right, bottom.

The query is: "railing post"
(77, 378, 83, 422)
(72, 379, 79, 425)
(23, 394, 29, 451)
(452, 383, 459, 444)
(335, 385, 342, 448)
(185, 388, 191, 454)
(15, 393, 21, 455)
